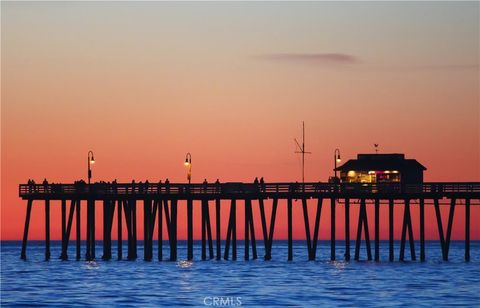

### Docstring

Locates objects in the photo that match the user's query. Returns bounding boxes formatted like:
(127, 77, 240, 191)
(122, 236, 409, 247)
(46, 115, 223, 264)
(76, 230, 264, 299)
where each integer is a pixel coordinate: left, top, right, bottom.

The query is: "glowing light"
(347, 171, 356, 177)
(368, 171, 375, 175)
(392, 170, 399, 173)
(336, 158, 341, 163)
(184, 161, 190, 166)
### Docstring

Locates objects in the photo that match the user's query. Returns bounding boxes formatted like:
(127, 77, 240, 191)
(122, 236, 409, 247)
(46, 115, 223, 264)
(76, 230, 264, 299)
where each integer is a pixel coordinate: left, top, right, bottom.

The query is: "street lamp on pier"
(334, 148, 341, 181)
(88, 150, 95, 185)
(184, 153, 192, 184)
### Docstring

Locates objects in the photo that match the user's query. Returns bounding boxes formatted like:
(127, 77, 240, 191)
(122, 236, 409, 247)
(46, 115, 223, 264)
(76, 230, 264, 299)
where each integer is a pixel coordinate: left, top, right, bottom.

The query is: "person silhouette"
(43, 178, 49, 193)
(203, 179, 208, 193)
(165, 178, 170, 194)
(215, 179, 220, 193)
(112, 179, 118, 194)
(131, 179, 136, 194)
(260, 177, 265, 192)
(157, 180, 162, 193)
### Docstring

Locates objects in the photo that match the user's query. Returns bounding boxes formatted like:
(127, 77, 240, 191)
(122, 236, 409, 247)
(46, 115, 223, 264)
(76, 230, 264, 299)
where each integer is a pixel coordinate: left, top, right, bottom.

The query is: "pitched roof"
(335, 154, 427, 171)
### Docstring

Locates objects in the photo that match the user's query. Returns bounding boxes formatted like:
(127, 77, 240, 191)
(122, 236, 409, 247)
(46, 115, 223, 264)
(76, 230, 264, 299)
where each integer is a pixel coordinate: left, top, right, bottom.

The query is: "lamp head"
(88, 151, 95, 164)
(184, 159, 190, 166)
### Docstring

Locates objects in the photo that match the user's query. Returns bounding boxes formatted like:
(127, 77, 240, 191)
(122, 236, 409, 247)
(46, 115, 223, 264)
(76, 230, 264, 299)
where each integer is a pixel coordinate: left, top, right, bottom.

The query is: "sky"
(1, 1, 479, 242)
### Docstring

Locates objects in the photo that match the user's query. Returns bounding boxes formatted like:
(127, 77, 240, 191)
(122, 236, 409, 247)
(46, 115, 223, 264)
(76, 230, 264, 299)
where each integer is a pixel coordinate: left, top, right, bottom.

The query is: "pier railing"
(19, 182, 480, 198)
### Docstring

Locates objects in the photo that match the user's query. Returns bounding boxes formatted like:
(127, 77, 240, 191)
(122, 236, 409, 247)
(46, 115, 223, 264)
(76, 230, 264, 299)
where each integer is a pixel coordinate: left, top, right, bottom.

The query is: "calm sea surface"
(1, 241, 480, 306)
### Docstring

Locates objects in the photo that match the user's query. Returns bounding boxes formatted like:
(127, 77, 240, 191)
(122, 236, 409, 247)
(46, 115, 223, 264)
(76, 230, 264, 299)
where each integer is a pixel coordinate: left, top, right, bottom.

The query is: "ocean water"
(1, 240, 480, 306)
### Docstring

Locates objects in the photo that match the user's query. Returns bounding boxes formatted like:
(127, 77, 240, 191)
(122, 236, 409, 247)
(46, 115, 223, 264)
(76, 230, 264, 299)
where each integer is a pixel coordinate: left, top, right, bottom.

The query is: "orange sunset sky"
(2, 2, 479, 242)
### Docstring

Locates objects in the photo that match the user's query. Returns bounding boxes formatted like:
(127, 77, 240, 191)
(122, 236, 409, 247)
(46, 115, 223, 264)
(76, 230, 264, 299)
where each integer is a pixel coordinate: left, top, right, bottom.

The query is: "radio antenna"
(294, 121, 311, 183)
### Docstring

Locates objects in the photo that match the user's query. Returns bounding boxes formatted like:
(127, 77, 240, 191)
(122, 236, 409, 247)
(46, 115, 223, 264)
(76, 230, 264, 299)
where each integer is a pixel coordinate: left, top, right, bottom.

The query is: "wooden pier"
(19, 182, 479, 262)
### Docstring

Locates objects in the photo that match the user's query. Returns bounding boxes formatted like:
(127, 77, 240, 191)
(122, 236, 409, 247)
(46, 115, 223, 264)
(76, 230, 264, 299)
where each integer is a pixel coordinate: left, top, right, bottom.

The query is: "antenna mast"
(294, 121, 311, 183)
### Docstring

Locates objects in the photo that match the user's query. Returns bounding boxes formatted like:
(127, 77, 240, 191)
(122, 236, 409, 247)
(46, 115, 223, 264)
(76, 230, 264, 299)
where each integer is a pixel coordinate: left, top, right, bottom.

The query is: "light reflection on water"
(2, 241, 480, 306)
(177, 260, 194, 268)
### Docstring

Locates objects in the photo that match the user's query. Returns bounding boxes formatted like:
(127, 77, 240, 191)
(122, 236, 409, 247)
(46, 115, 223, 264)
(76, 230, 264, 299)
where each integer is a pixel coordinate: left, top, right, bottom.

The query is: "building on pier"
(335, 153, 426, 184)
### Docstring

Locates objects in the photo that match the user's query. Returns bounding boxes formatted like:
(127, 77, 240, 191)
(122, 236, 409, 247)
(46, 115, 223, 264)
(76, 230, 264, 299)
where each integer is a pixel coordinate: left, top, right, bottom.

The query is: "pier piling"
(344, 198, 350, 261)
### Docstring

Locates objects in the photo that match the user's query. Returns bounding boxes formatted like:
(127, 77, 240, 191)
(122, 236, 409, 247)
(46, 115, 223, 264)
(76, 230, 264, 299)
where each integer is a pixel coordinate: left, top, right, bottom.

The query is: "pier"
(19, 181, 479, 262)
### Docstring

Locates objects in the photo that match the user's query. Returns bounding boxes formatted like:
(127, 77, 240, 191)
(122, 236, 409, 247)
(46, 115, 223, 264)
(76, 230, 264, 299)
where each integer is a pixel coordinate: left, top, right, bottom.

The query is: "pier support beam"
(399, 199, 415, 261)
(143, 199, 152, 261)
(420, 199, 425, 261)
(61, 200, 76, 260)
(142, 199, 157, 261)
(301, 198, 323, 261)
(187, 199, 193, 260)
(216, 198, 221, 260)
(224, 199, 237, 260)
(45, 199, 51, 261)
(21, 199, 33, 260)
(355, 199, 372, 261)
(288, 198, 293, 261)
(86, 199, 95, 261)
(124, 200, 136, 260)
(170, 200, 178, 261)
(103, 200, 115, 261)
(344, 198, 350, 261)
(434, 198, 446, 261)
(61, 199, 66, 260)
(445, 198, 456, 260)
(243, 199, 257, 260)
(117, 200, 122, 260)
(311, 198, 323, 261)
(466, 199, 470, 262)
(331, 198, 336, 261)
(374, 199, 380, 262)
(259, 198, 278, 260)
(158, 199, 163, 261)
(389, 199, 394, 262)
(202, 199, 214, 260)
(301, 198, 312, 260)
(143, 199, 155, 261)
(76, 200, 81, 260)
(434, 198, 456, 261)
(132, 200, 137, 259)
(244, 199, 250, 261)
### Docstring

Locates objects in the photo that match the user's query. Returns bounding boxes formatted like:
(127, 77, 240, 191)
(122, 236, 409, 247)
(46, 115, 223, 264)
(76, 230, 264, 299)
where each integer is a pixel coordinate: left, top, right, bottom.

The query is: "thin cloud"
(254, 53, 359, 64)
(406, 64, 479, 71)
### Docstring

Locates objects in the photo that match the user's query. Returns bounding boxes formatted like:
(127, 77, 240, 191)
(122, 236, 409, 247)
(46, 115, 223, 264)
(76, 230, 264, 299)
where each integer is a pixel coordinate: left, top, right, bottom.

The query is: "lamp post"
(334, 148, 341, 180)
(88, 150, 95, 184)
(184, 153, 192, 184)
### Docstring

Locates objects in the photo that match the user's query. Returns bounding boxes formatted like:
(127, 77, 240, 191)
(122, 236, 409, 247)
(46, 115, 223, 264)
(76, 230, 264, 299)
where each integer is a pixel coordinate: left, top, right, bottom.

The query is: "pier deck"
(18, 182, 480, 262)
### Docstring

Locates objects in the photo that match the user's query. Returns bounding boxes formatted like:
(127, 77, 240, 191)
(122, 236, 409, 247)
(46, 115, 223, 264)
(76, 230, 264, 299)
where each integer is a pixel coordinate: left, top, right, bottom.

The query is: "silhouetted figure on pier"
(27, 179, 33, 193)
(112, 179, 118, 193)
(203, 179, 208, 193)
(131, 180, 136, 194)
(165, 178, 170, 194)
(215, 179, 220, 193)
(145, 180, 149, 193)
(254, 177, 259, 192)
(43, 178, 48, 193)
(157, 180, 162, 193)
(260, 177, 265, 192)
